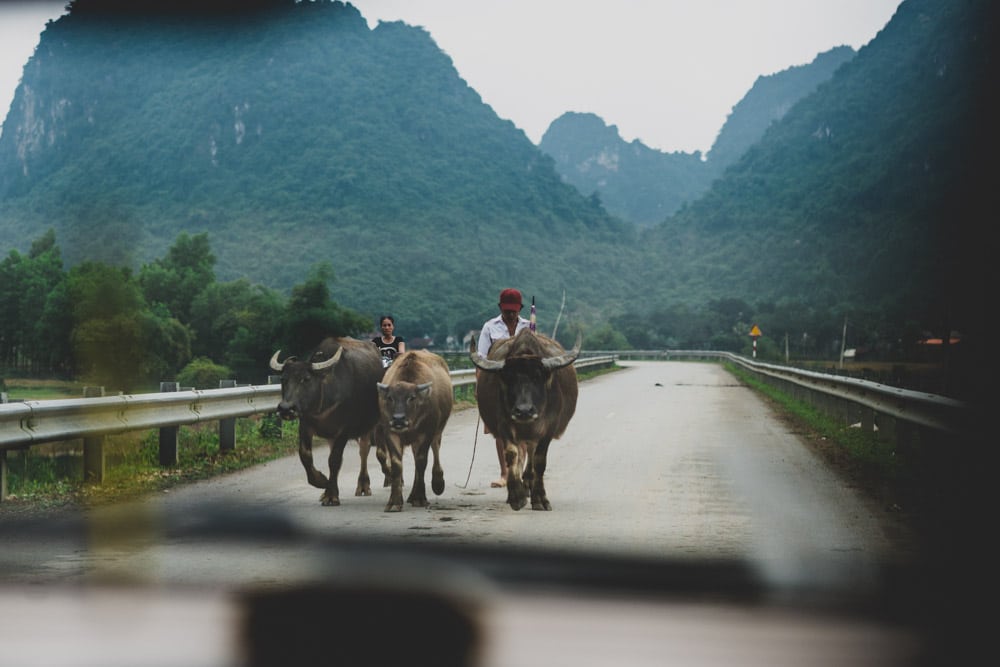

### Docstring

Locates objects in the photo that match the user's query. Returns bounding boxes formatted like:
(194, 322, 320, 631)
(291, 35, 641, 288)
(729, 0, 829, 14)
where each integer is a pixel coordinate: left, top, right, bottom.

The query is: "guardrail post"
(159, 381, 180, 466)
(1, 392, 7, 501)
(218, 379, 237, 452)
(0, 449, 7, 502)
(83, 386, 106, 483)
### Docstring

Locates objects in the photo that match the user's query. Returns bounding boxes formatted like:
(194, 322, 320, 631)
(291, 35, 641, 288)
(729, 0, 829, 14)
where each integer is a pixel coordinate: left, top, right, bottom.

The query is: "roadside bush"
(258, 413, 283, 440)
(177, 357, 232, 389)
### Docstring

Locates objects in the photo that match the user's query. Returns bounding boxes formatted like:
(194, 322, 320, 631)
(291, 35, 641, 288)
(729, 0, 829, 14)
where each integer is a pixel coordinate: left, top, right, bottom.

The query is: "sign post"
(749, 324, 762, 359)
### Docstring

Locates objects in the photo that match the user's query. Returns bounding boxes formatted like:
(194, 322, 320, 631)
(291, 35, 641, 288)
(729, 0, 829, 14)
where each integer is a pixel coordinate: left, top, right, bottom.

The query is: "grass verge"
(1, 414, 298, 516)
(723, 361, 937, 546)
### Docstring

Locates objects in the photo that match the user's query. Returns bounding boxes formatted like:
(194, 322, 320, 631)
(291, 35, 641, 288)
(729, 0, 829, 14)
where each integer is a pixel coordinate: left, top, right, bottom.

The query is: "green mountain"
(633, 0, 991, 375)
(705, 46, 857, 170)
(538, 47, 856, 227)
(538, 112, 707, 227)
(0, 0, 638, 338)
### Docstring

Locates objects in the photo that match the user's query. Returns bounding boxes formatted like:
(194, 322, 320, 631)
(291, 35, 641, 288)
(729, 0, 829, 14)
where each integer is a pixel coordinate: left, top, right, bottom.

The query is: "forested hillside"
(704, 46, 856, 170)
(0, 0, 637, 338)
(539, 112, 707, 227)
(626, 0, 992, 397)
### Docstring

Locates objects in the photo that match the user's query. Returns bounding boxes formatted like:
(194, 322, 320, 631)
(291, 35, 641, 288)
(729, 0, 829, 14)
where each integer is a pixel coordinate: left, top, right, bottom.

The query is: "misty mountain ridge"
(538, 46, 857, 227)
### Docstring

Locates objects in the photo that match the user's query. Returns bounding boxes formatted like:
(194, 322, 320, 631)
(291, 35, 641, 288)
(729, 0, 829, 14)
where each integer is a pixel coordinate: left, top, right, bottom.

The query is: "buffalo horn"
(469, 338, 502, 371)
(541, 333, 582, 370)
(311, 345, 344, 371)
(269, 350, 285, 371)
(470, 353, 504, 372)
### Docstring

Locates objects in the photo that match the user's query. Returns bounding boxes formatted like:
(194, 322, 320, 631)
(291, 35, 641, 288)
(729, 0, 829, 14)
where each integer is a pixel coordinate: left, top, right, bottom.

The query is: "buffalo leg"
(355, 433, 372, 496)
(373, 427, 391, 487)
(376, 444, 391, 487)
(530, 437, 552, 511)
(504, 441, 528, 511)
(384, 435, 405, 512)
(430, 434, 445, 496)
(298, 428, 329, 489)
(320, 435, 348, 506)
(522, 441, 536, 488)
(407, 441, 430, 508)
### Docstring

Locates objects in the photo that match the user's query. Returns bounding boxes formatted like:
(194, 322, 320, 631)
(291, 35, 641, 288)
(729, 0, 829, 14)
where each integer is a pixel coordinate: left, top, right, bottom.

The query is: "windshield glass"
(0, 2, 986, 666)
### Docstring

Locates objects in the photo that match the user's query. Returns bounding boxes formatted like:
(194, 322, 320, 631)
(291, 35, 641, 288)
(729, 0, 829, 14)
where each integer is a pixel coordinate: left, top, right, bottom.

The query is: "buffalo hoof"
(384, 503, 403, 512)
(408, 496, 429, 508)
(507, 490, 528, 511)
(507, 482, 528, 510)
(531, 500, 552, 511)
(432, 472, 445, 496)
(320, 492, 340, 506)
(356, 474, 371, 496)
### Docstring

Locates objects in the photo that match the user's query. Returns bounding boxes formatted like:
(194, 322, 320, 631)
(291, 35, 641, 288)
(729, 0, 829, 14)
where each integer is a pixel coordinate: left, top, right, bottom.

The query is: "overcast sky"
(1, 0, 901, 154)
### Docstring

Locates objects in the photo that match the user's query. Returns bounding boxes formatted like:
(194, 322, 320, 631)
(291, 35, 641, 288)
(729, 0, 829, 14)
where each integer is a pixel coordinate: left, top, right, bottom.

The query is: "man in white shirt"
(476, 288, 531, 487)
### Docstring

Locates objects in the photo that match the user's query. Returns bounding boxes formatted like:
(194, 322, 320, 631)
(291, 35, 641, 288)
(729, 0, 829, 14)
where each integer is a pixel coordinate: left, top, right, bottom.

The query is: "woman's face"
(380, 319, 394, 336)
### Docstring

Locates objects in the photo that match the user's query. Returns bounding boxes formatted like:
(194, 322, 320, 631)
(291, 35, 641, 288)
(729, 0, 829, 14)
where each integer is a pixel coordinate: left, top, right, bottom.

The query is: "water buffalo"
(375, 350, 452, 512)
(269, 337, 387, 506)
(471, 329, 580, 511)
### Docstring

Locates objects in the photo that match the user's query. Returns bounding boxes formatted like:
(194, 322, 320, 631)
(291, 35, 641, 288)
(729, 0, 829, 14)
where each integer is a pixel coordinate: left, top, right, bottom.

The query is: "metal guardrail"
(585, 349, 971, 437)
(720, 353, 969, 436)
(0, 356, 616, 499)
(1, 352, 973, 499)
(0, 386, 275, 450)
(0, 356, 614, 451)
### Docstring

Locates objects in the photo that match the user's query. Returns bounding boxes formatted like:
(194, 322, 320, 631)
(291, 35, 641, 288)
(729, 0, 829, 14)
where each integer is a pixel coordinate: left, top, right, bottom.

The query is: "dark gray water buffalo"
(375, 350, 452, 512)
(471, 329, 580, 511)
(269, 337, 386, 506)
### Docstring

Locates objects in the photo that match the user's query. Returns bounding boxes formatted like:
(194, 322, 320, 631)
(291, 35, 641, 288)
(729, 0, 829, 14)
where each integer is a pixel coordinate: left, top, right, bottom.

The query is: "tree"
(189, 278, 284, 383)
(0, 230, 66, 374)
(66, 262, 190, 392)
(582, 323, 630, 351)
(139, 232, 216, 323)
(279, 263, 370, 354)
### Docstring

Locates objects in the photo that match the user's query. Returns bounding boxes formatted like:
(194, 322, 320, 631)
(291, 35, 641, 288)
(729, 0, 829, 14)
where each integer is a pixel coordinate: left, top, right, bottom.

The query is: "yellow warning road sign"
(749, 325, 762, 337)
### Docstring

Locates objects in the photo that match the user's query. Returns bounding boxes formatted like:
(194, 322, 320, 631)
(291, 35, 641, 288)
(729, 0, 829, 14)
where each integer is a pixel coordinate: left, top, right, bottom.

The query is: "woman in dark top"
(372, 314, 406, 367)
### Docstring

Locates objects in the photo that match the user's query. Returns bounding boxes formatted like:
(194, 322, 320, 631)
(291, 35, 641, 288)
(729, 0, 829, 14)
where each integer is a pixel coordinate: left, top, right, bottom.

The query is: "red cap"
(499, 288, 523, 311)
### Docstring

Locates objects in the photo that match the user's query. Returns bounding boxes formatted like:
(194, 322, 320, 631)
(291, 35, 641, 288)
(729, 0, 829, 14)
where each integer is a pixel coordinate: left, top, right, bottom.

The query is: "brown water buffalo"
(375, 350, 452, 512)
(471, 329, 580, 511)
(269, 337, 387, 506)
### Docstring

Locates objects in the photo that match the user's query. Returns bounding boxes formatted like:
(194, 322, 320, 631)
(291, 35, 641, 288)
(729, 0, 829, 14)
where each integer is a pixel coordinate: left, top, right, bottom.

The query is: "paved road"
(1, 361, 902, 592)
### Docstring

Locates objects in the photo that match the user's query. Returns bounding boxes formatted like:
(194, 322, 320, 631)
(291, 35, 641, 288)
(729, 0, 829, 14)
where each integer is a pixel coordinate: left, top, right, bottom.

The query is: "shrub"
(177, 357, 233, 389)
